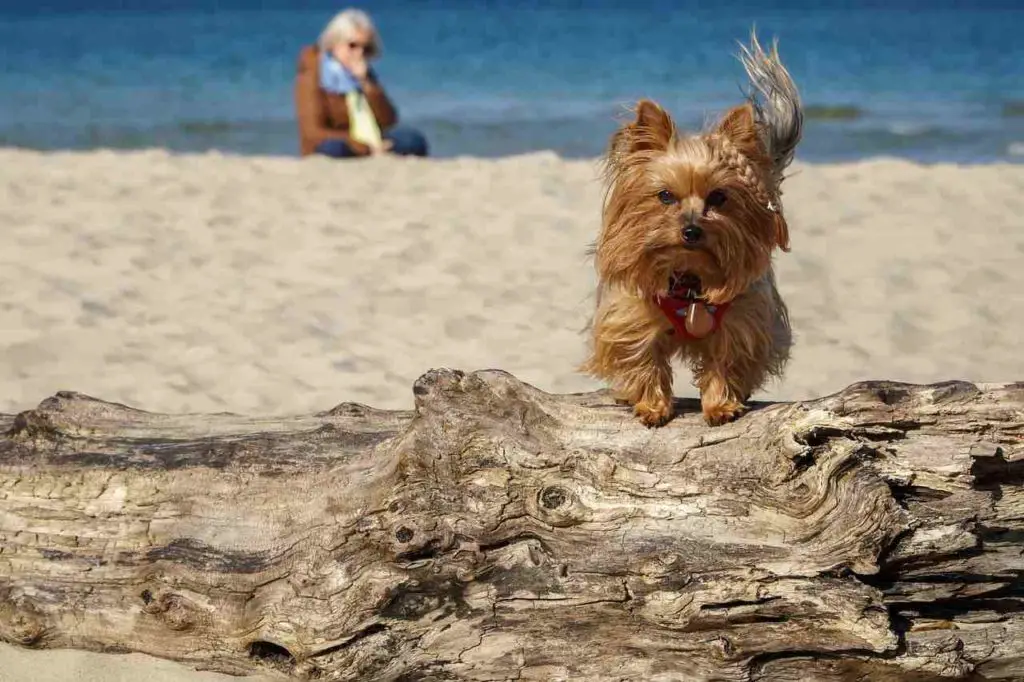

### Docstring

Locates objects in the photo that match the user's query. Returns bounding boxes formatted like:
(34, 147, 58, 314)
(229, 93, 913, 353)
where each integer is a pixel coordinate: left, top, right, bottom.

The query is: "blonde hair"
(318, 8, 382, 58)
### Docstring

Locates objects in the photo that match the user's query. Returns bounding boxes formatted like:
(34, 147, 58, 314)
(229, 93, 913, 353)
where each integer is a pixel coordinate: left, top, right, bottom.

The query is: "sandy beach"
(1, 149, 1023, 680)
(1, 149, 1023, 419)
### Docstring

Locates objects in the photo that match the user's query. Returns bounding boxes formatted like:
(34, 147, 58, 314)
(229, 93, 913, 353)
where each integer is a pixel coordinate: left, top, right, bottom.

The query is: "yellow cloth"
(346, 90, 383, 149)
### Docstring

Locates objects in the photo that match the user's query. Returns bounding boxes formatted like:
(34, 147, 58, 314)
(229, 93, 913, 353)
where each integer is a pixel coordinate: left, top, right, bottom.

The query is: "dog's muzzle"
(681, 224, 704, 246)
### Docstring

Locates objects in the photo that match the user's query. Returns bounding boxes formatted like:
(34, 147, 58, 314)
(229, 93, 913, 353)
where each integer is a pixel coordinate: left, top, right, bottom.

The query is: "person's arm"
(360, 68, 398, 130)
(294, 48, 371, 156)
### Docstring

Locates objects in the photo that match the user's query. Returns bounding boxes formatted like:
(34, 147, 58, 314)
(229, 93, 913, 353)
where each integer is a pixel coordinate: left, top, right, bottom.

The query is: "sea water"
(1, 0, 1021, 162)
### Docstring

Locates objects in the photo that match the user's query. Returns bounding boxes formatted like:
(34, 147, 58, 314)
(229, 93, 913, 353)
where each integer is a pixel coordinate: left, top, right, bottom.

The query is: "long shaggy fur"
(580, 32, 803, 428)
(737, 31, 804, 188)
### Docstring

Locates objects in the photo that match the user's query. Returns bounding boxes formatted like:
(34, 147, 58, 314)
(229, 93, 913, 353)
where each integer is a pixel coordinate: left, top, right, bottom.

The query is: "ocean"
(1, 0, 1022, 163)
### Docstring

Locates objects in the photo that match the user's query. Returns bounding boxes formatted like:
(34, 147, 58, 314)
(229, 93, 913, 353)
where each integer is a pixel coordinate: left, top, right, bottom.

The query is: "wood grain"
(1, 369, 1021, 680)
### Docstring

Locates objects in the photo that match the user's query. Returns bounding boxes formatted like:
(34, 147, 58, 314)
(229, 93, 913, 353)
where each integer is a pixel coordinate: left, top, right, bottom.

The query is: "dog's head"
(593, 34, 802, 305)
(594, 99, 789, 305)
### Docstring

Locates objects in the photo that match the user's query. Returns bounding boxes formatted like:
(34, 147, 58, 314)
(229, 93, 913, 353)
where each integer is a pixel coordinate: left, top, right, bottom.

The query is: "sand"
(0, 645, 283, 682)
(1, 148, 1023, 679)
(2, 149, 1023, 418)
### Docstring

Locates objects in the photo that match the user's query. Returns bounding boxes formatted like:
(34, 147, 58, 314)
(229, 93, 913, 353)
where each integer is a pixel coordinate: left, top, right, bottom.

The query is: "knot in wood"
(141, 591, 198, 631)
(325, 402, 369, 417)
(248, 640, 295, 667)
(539, 486, 569, 510)
(4, 611, 46, 646)
(712, 635, 734, 657)
(530, 483, 583, 527)
(0, 592, 46, 647)
(412, 368, 466, 397)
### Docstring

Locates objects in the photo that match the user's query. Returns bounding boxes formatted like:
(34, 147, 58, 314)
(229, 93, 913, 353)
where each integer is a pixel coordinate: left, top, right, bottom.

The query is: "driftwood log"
(0, 368, 1022, 681)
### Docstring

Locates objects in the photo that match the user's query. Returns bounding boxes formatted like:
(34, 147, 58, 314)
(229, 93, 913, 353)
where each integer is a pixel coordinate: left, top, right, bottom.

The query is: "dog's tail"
(738, 31, 803, 186)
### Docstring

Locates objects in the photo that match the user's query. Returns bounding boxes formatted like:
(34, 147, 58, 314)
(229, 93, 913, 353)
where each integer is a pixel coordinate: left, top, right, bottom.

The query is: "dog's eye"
(657, 189, 678, 205)
(705, 189, 727, 209)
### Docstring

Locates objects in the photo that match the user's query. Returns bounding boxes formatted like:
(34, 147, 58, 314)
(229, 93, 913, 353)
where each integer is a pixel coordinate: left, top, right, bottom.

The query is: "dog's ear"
(610, 99, 676, 157)
(714, 103, 763, 160)
(632, 100, 676, 150)
(773, 210, 791, 252)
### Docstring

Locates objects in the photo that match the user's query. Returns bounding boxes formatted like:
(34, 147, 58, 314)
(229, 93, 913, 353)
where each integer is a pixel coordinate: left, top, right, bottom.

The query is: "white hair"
(318, 8, 382, 57)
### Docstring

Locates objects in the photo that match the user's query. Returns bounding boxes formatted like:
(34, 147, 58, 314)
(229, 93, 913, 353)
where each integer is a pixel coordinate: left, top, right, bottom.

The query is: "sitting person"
(294, 8, 428, 158)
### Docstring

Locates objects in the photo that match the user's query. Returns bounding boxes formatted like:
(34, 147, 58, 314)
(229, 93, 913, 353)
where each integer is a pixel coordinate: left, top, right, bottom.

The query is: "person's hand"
(347, 55, 369, 82)
(347, 139, 372, 156)
(369, 139, 394, 156)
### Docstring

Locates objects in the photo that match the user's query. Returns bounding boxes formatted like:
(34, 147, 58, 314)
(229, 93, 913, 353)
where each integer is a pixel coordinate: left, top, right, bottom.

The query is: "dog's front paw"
(635, 399, 673, 428)
(702, 399, 746, 426)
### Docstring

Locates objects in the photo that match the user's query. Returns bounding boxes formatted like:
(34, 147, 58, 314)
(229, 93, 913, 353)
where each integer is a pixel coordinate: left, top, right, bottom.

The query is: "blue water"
(1, 0, 1022, 162)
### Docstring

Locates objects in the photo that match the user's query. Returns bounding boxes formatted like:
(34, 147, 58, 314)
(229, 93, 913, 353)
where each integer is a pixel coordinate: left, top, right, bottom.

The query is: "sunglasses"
(347, 41, 372, 52)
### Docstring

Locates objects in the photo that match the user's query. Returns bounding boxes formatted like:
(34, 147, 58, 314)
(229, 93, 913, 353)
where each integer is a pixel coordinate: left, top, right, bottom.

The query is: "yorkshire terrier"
(580, 33, 803, 427)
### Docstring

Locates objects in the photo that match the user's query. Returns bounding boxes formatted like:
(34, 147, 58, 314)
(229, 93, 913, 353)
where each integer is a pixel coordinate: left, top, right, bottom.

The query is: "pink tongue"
(685, 302, 715, 338)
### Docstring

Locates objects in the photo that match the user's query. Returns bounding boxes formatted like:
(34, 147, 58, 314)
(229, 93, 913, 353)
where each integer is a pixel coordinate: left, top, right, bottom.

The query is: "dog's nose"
(682, 224, 704, 245)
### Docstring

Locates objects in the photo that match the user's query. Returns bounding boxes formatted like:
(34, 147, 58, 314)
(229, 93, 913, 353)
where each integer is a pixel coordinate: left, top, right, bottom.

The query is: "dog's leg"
(580, 291, 674, 427)
(694, 306, 778, 427)
(695, 356, 763, 426)
(621, 340, 674, 428)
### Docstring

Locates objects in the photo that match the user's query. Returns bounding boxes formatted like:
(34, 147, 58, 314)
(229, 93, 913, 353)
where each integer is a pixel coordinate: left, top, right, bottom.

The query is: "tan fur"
(580, 42, 800, 427)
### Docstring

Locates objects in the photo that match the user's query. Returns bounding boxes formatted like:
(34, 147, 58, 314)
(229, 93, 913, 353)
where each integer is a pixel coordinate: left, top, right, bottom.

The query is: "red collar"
(653, 274, 731, 340)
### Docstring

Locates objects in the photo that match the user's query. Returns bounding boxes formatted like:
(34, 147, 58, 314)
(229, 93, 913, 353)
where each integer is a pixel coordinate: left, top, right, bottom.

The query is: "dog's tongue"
(685, 302, 716, 338)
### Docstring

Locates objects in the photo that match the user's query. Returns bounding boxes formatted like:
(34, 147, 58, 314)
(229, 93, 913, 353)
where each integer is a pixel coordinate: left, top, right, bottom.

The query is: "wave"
(804, 104, 865, 121)
(2, 112, 1022, 164)
(177, 120, 251, 134)
(883, 122, 944, 137)
(1002, 101, 1024, 118)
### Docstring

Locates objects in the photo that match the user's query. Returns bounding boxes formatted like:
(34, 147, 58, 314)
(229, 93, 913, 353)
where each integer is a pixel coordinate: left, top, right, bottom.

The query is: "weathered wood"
(0, 369, 1022, 681)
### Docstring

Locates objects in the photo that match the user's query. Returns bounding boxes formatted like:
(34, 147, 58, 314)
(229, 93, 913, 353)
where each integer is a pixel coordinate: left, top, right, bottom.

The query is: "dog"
(580, 33, 803, 427)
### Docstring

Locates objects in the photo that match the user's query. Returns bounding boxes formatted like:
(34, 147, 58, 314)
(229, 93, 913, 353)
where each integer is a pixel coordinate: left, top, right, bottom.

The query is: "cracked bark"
(0, 369, 1022, 681)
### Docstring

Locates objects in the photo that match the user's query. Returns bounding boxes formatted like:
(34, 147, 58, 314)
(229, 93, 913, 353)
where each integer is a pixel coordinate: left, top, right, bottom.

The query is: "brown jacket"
(294, 45, 398, 156)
